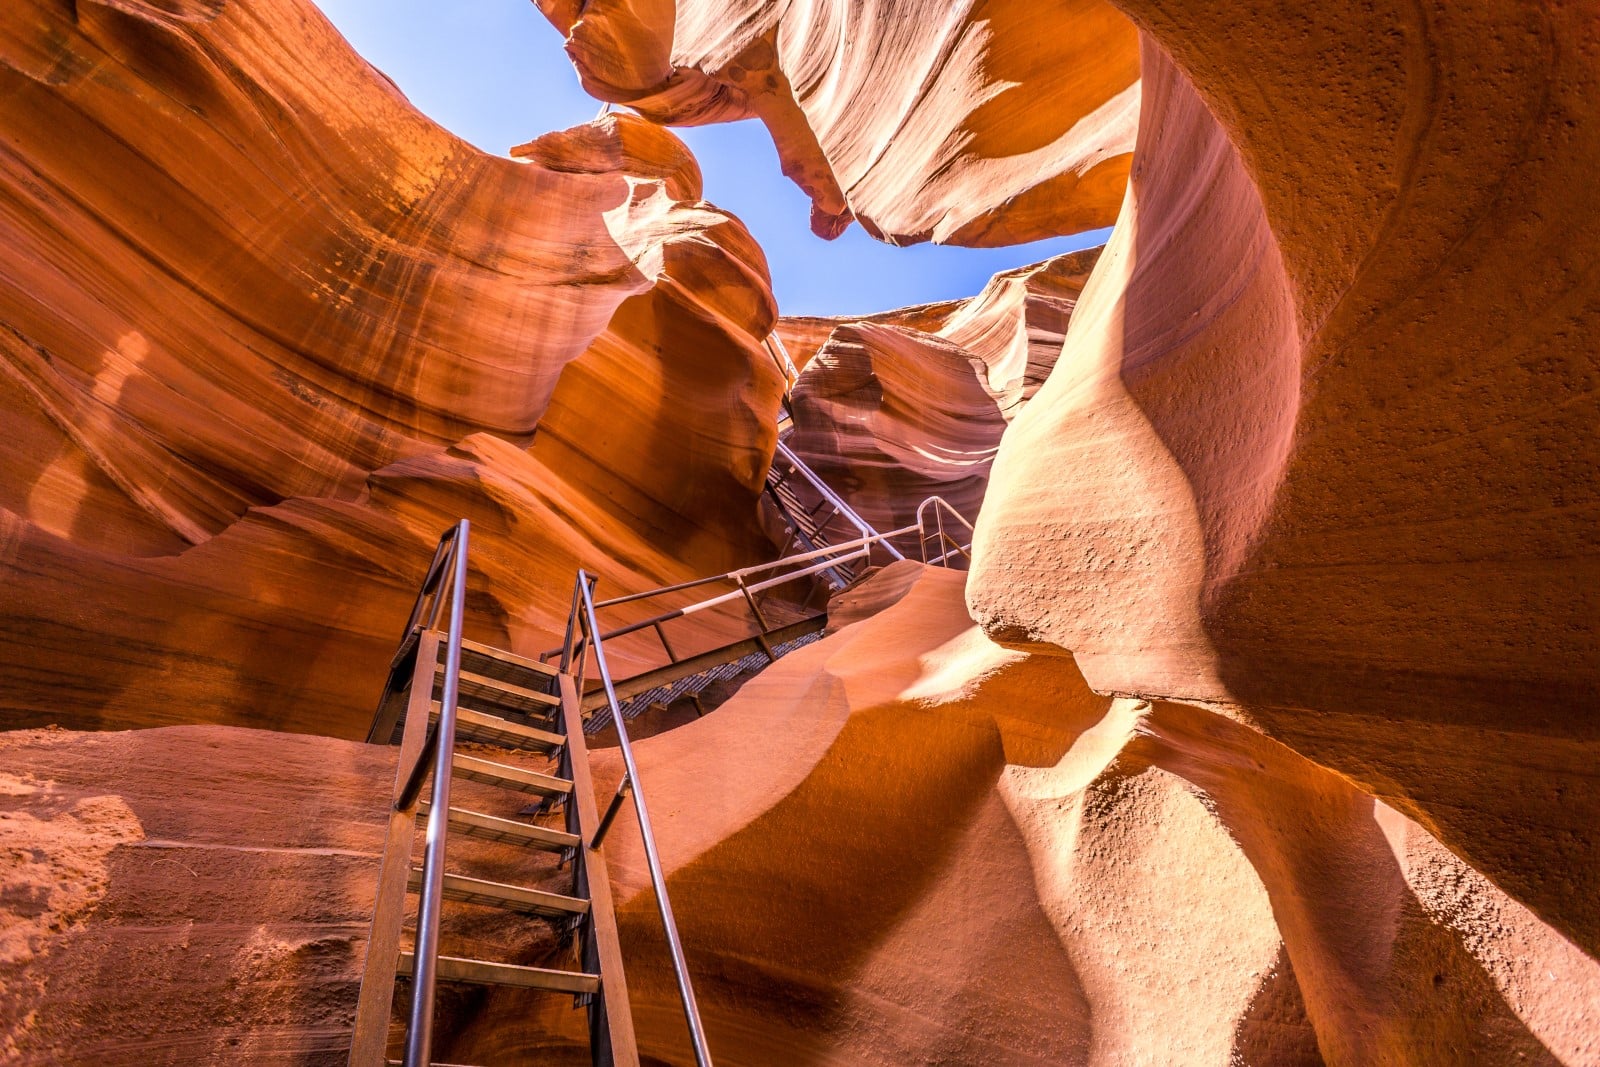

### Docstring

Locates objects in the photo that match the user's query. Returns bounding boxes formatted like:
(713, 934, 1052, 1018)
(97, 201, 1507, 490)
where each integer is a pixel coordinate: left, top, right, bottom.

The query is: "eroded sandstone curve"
(969, 16, 1600, 952)
(595, 0, 1600, 976)
(778, 251, 1100, 536)
(536, 0, 1140, 244)
(579, 566, 1598, 1066)
(0, 0, 787, 737)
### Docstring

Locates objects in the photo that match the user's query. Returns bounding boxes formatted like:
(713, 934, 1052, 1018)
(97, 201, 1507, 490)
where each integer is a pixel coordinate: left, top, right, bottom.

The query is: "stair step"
(407, 868, 590, 919)
(417, 801, 578, 853)
(455, 636, 559, 680)
(429, 704, 565, 753)
(397, 951, 599, 995)
(452, 753, 571, 799)
(438, 668, 561, 717)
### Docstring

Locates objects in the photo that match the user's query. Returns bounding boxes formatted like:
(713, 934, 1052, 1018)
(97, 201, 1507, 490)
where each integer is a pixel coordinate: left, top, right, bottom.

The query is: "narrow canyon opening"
(0, 2, 1596, 1066)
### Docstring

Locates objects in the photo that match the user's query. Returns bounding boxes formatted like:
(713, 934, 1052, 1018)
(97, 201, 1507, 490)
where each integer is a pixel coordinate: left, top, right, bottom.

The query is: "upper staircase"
(578, 424, 974, 732)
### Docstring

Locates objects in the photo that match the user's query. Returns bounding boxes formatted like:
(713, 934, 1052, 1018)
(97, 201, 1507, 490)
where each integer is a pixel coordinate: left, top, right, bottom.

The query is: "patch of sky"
(315, 0, 1110, 317)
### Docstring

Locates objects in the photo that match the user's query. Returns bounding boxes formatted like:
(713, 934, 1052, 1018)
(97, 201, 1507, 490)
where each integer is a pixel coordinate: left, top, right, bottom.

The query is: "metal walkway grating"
(586, 628, 827, 733)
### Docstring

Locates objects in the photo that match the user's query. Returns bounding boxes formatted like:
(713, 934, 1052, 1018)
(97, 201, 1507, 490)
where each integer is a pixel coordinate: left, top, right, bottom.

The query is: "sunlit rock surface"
(969, 23, 1600, 957)
(8, 570, 1596, 1065)
(778, 251, 1100, 535)
(583, 566, 1599, 1066)
(574, 0, 1600, 1053)
(536, 0, 1138, 244)
(3, 0, 1599, 1062)
(0, 0, 786, 737)
(0, 725, 392, 1063)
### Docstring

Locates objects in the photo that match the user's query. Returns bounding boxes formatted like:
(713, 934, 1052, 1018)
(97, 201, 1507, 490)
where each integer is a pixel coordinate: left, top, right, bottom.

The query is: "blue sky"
(314, 0, 1110, 317)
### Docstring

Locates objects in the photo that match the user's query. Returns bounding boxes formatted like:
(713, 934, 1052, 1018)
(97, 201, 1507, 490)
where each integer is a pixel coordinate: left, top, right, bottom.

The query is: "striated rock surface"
(9, 569, 1597, 1065)
(0, 725, 392, 1064)
(589, 0, 1600, 1029)
(968, 21, 1600, 955)
(576, 565, 1598, 1066)
(536, 0, 1139, 244)
(3, 0, 1599, 1061)
(0, 0, 787, 737)
(779, 251, 1099, 537)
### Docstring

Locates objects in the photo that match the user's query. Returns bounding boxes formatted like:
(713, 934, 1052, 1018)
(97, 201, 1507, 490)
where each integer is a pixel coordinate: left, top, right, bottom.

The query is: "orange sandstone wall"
(589, 565, 1600, 1066)
(778, 251, 1100, 535)
(7, 569, 1596, 1065)
(535, 0, 1138, 244)
(0, 0, 785, 737)
(0, 725, 393, 1063)
(567, 0, 1600, 1020)
(970, 20, 1600, 954)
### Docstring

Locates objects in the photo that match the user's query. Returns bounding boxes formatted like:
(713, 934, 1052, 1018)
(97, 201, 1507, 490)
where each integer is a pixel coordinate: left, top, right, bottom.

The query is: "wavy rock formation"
(0, 0, 786, 737)
(3, 0, 1599, 1062)
(578, 565, 1596, 1066)
(536, 0, 1138, 243)
(562, 0, 1600, 1053)
(8, 567, 1595, 1064)
(778, 251, 1100, 535)
(968, 20, 1600, 956)
(0, 725, 392, 1063)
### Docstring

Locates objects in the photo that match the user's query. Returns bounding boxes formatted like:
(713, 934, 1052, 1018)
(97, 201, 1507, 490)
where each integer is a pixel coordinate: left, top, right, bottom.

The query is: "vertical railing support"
(402, 520, 471, 1067)
(573, 572, 715, 1067)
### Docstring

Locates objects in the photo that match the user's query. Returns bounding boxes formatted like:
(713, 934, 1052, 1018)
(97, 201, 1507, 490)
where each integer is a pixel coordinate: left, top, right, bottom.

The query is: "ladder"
(350, 521, 712, 1067)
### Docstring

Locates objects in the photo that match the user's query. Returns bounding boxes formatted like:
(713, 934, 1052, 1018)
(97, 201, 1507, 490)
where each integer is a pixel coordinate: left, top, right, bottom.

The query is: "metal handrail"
(564, 572, 715, 1067)
(774, 440, 905, 562)
(596, 525, 914, 617)
(764, 333, 799, 395)
(913, 496, 975, 565)
(545, 495, 973, 685)
(380, 520, 471, 1067)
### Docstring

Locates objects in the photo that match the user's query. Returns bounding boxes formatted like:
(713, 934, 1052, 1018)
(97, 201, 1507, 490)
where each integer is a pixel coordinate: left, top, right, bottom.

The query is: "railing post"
(578, 572, 715, 1067)
(735, 576, 772, 633)
(560, 576, 583, 674)
(591, 774, 632, 849)
(404, 520, 471, 1067)
(652, 622, 679, 664)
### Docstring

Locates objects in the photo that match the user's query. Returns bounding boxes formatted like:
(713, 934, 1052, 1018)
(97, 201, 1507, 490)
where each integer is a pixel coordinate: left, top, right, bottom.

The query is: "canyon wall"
(0, 0, 786, 739)
(7, 567, 1597, 1064)
(549, 0, 1600, 1055)
(2, 0, 1598, 1063)
(967, 15, 1600, 957)
(778, 250, 1100, 536)
(0, 724, 392, 1064)
(536, 0, 1138, 243)
(588, 565, 1599, 1066)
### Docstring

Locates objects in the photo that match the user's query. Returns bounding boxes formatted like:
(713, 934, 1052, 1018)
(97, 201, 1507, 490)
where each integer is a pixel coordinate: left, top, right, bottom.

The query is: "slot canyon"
(0, 0, 1596, 1064)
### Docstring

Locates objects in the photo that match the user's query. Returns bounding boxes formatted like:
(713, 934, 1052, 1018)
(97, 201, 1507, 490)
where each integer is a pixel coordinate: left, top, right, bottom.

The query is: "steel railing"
(560, 572, 715, 1067)
(364, 472, 971, 1067)
(543, 495, 973, 719)
(772, 440, 905, 564)
(763, 333, 800, 396)
(373, 519, 471, 1067)
(529, 496, 976, 1062)
(914, 496, 975, 566)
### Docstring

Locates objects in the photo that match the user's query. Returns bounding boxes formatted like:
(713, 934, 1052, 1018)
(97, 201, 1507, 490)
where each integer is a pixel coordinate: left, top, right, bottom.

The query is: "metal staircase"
(765, 437, 897, 590)
(350, 521, 711, 1067)
(572, 495, 976, 735)
(349, 437, 975, 1065)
